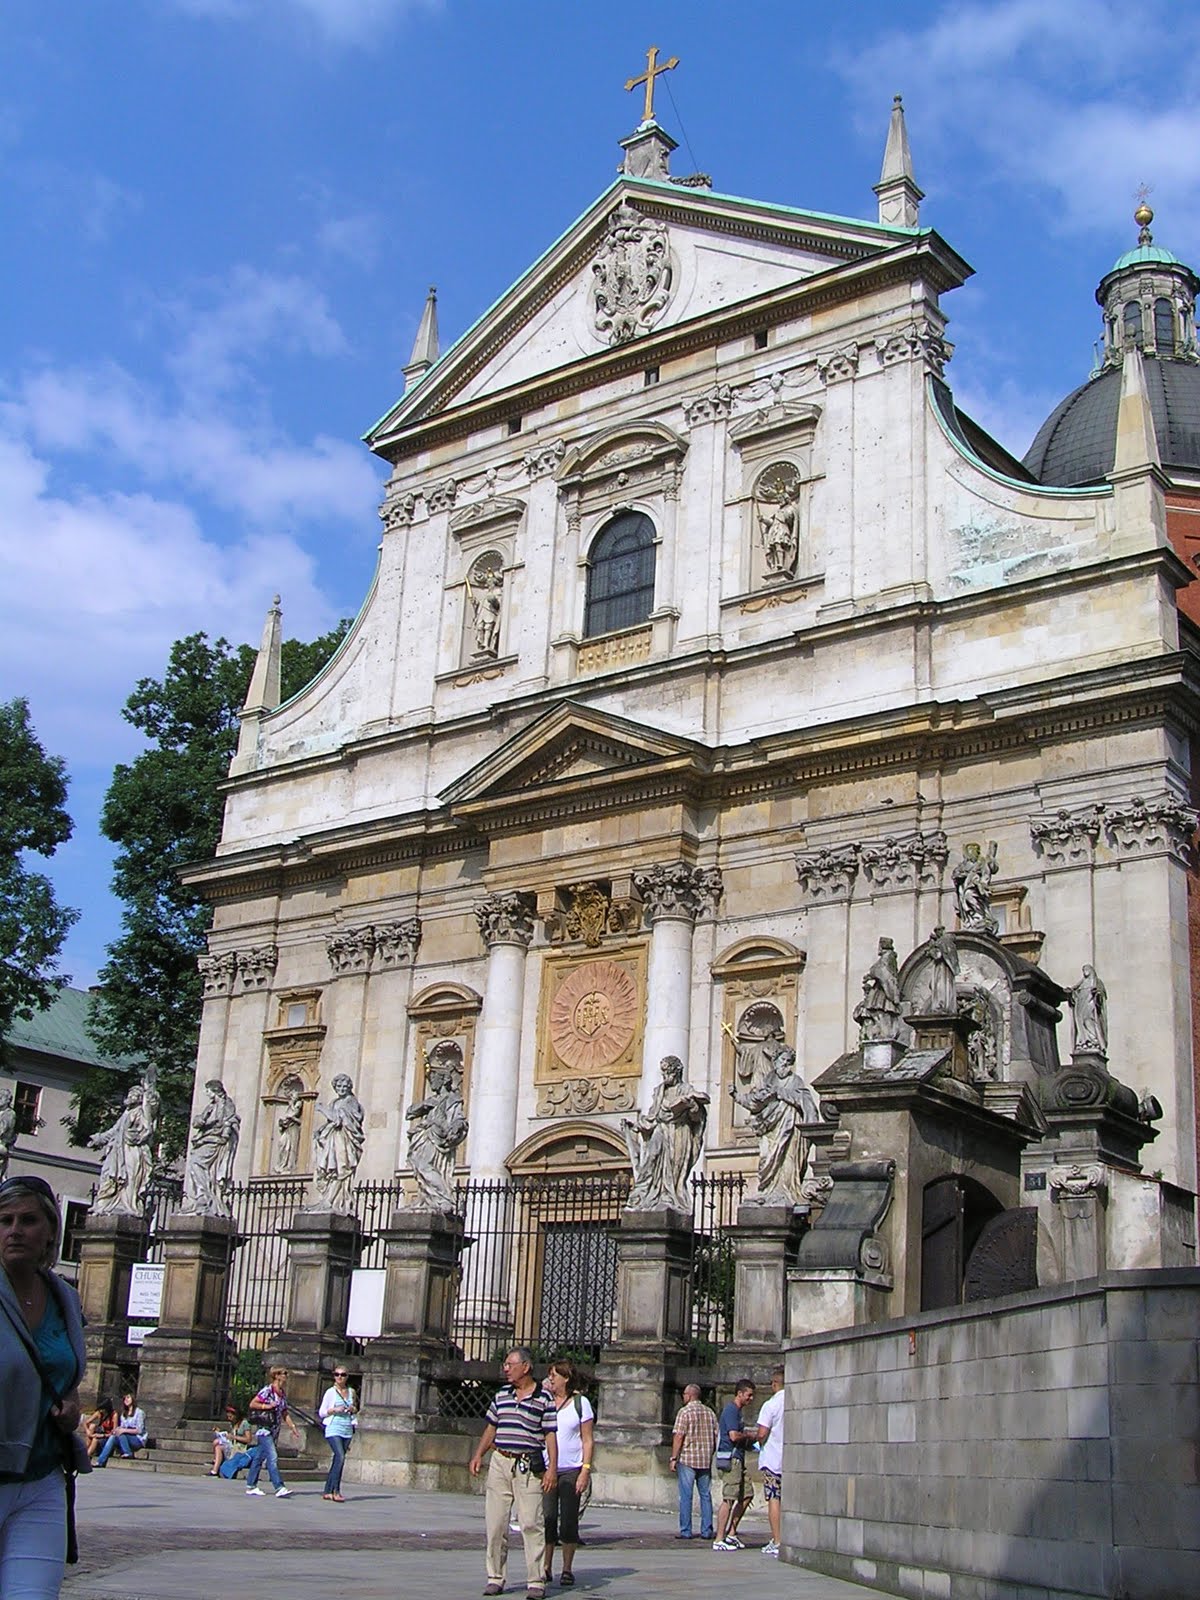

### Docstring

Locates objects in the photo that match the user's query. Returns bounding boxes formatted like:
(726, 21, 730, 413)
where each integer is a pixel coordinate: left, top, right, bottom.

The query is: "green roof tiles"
(3, 986, 140, 1073)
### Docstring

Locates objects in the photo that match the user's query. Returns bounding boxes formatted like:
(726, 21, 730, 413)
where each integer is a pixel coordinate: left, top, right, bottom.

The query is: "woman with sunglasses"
(318, 1364, 358, 1501)
(542, 1359, 594, 1588)
(0, 1174, 86, 1598)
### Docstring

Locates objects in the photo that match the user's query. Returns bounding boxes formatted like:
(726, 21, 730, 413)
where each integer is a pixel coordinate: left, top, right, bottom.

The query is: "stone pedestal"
(595, 1207, 693, 1457)
(267, 1209, 361, 1415)
(76, 1211, 149, 1402)
(136, 1214, 237, 1426)
(724, 1201, 807, 1360)
(357, 1208, 466, 1474)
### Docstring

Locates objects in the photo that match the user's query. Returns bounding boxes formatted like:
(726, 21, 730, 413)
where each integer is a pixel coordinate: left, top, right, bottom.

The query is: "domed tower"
(1025, 206, 1200, 489)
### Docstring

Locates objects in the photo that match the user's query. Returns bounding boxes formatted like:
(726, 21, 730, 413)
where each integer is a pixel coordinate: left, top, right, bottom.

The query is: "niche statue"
(405, 1045, 469, 1213)
(622, 1055, 708, 1212)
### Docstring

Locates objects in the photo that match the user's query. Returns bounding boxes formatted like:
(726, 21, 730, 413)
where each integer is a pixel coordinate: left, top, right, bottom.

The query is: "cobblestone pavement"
(65, 1469, 898, 1600)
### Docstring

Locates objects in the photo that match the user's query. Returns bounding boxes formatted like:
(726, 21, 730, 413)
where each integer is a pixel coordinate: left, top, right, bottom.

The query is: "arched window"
(1123, 300, 1144, 347)
(584, 511, 656, 637)
(1155, 297, 1175, 353)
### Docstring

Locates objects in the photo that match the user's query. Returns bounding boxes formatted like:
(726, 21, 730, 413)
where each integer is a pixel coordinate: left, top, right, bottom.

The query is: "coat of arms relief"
(592, 204, 674, 346)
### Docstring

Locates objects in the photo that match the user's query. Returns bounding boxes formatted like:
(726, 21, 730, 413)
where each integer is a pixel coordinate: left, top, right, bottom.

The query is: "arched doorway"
(920, 1175, 1004, 1311)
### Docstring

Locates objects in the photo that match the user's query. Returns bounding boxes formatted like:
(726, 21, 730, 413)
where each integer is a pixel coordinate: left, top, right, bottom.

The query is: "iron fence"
(352, 1178, 405, 1269)
(687, 1172, 747, 1359)
(142, 1175, 184, 1262)
(211, 1177, 309, 1404)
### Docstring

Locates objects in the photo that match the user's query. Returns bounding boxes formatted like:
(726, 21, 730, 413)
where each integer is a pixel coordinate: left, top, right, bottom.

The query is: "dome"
(1112, 243, 1182, 271)
(1024, 357, 1200, 487)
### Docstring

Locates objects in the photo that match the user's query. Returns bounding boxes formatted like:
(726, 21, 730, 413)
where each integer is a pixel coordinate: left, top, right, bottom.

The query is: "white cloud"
(163, 0, 440, 46)
(317, 212, 384, 270)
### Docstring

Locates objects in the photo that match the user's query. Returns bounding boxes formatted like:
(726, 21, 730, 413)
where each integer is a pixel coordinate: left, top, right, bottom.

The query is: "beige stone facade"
(185, 114, 1199, 1210)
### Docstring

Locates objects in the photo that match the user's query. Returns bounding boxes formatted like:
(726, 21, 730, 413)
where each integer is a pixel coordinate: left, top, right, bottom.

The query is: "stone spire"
(402, 286, 439, 390)
(1108, 345, 1168, 554)
(230, 594, 282, 775)
(1112, 345, 1161, 475)
(873, 95, 923, 229)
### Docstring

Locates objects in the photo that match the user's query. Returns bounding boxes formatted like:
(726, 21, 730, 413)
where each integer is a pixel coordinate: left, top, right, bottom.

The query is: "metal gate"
(213, 1178, 308, 1404)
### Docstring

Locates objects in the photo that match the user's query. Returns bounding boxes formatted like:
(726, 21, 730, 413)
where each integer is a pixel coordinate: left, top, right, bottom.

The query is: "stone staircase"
(107, 1419, 328, 1482)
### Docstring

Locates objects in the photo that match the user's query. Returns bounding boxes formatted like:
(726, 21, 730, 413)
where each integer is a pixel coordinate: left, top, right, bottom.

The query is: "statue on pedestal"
(731, 1046, 821, 1206)
(309, 1075, 365, 1215)
(0, 1090, 17, 1182)
(90, 1073, 158, 1215)
(405, 1046, 469, 1213)
(622, 1055, 708, 1212)
(952, 841, 999, 936)
(181, 1079, 241, 1218)
(853, 937, 903, 1043)
(920, 925, 960, 1016)
(1068, 965, 1108, 1057)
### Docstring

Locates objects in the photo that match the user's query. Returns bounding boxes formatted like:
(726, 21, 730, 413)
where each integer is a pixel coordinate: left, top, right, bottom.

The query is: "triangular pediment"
(442, 702, 712, 815)
(366, 177, 920, 453)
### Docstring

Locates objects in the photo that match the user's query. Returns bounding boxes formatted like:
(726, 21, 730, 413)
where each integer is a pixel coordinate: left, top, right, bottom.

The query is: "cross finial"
(625, 45, 678, 124)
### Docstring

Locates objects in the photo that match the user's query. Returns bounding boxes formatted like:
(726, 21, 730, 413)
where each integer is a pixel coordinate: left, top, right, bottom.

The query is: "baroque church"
(187, 71, 1200, 1295)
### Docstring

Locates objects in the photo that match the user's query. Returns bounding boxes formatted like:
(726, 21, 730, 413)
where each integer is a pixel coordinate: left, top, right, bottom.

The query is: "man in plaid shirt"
(669, 1384, 719, 1540)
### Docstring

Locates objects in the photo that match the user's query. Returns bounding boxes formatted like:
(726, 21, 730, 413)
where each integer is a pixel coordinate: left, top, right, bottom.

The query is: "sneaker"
(245, 1487, 265, 1496)
(762, 1540, 779, 1556)
(725, 1534, 745, 1549)
(712, 1539, 737, 1551)
(275, 1486, 292, 1498)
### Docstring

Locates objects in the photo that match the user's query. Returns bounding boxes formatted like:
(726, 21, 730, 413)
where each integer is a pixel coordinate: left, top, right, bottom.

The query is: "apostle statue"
(755, 464, 801, 579)
(90, 1075, 157, 1215)
(309, 1074, 365, 1214)
(469, 566, 503, 658)
(181, 1079, 241, 1218)
(732, 1046, 821, 1206)
(0, 1090, 17, 1182)
(274, 1087, 304, 1174)
(853, 937, 904, 1043)
(1068, 965, 1108, 1057)
(405, 1045, 469, 1213)
(921, 925, 960, 1016)
(952, 841, 999, 936)
(622, 1055, 709, 1212)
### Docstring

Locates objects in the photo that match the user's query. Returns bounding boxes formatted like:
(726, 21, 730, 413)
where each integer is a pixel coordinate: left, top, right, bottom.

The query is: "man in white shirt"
(755, 1365, 786, 1556)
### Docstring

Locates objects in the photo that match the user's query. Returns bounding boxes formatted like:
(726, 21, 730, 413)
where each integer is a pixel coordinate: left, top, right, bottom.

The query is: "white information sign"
(127, 1262, 166, 1321)
(126, 1325, 157, 1346)
(346, 1267, 386, 1340)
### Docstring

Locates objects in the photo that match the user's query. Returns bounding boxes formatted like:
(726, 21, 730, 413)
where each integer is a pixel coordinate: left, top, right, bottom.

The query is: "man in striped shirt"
(469, 1347, 558, 1599)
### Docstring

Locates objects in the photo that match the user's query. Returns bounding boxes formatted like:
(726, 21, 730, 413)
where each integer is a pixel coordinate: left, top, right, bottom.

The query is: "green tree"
(0, 698, 79, 1043)
(74, 621, 350, 1156)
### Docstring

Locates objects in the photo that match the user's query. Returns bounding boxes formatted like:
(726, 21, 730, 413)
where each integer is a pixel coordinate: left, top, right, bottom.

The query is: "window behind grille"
(584, 512, 656, 638)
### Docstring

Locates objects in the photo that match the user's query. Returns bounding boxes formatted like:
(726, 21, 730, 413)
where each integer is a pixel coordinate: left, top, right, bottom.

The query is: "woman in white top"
(317, 1364, 358, 1501)
(542, 1360, 594, 1587)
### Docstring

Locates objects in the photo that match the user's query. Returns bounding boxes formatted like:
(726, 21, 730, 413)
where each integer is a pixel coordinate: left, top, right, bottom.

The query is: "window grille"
(584, 512, 656, 638)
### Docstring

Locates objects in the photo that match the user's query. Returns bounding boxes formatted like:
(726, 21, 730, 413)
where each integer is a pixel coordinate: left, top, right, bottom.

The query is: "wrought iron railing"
(142, 1175, 184, 1262)
(687, 1171, 746, 1359)
(352, 1177, 404, 1269)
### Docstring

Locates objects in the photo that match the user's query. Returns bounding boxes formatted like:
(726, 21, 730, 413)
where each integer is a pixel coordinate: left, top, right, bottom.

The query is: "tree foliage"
(76, 621, 350, 1157)
(0, 698, 79, 1042)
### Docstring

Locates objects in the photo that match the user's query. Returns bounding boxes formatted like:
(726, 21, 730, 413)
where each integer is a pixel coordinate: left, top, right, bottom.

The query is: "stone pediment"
(366, 178, 919, 454)
(441, 703, 711, 818)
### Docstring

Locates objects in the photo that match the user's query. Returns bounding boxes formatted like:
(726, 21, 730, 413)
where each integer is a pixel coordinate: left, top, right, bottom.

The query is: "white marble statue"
(622, 1055, 708, 1212)
(274, 1088, 303, 1174)
(90, 1076, 157, 1215)
(309, 1074, 365, 1214)
(731, 1046, 821, 1206)
(181, 1078, 241, 1218)
(469, 566, 503, 657)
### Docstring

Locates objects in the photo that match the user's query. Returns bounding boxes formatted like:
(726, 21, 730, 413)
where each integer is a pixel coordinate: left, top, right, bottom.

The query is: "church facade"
(184, 92, 1200, 1272)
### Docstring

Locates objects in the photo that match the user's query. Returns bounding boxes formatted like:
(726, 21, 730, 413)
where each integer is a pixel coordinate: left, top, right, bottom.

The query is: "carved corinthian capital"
(198, 951, 238, 998)
(681, 384, 734, 425)
(235, 945, 278, 990)
(859, 831, 948, 890)
(325, 925, 376, 976)
(632, 862, 724, 924)
(373, 918, 422, 967)
(795, 845, 860, 901)
(815, 342, 859, 384)
(1105, 795, 1199, 861)
(1029, 806, 1103, 865)
(475, 891, 537, 949)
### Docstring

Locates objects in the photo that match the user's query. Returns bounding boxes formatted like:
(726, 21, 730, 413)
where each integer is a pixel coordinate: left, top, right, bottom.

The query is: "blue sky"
(3, 0, 1198, 993)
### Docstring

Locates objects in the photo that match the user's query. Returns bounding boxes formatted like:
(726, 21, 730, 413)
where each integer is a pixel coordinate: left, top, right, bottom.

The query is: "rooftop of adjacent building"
(3, 985, 138, 1073)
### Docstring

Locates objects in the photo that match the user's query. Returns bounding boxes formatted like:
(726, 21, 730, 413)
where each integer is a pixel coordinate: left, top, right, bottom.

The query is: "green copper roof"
(3, 986, 140, 1072)
(1113, 243, 1182, 271)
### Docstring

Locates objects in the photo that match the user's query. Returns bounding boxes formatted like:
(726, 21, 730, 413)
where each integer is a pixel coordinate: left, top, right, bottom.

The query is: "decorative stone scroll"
(632, 862, 723, 923)
(1048, 1163, 1106, 1200)
(536, 1075, 637, 1117)
(523, 438, 566, 480)
(815, 342, 859, 384)
(591, 203, 673, 346)
(681, 384, 734, 426)
(859, 830, 948, 889)
(475, 890, 536, 949)
(235, 946, 278, 990)
(199, 952, 238, 998)
(794, 846, 859, 902)
(1029, 806, 1103, 865)
(1105, 795, 1199, 861)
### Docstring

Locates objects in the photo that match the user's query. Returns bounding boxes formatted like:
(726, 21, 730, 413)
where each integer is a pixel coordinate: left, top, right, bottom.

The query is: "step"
(106, 1455, 328, 1482)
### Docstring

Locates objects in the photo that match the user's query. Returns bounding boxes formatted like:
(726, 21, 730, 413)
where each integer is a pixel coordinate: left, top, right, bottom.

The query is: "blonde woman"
(542, 1360, 594, 1587)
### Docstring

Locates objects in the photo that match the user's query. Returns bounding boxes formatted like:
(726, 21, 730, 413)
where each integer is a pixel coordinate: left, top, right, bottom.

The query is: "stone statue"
(90, 1075, 157, 1215)
(921, 925, 960, 1016)
(181, 1079, 240, 1218)
(405, 1047, 469, 1213)
(0, 1090, 17, 1181)
(754, 464, 801, 579)
(730, 1007, 786, 1092)
(274, 1088, 303, 1174)
(309, 1074, 365, 1214)
(1068, 965, 1108, 1057)
(622, 1055, 708, 1212)
(853, 937, 903, 1043)
(952, 841, 999, 935)
(731, 1046, 821, 1206)
(469, 564, 503, 658)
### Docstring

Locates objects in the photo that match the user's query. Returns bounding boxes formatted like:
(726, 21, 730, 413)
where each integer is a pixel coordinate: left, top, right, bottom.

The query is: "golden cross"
(625, 45, 679, 124)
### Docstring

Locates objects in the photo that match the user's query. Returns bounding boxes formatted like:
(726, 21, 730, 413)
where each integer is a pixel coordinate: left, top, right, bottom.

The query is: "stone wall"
(783, 1269, 1199, 1600)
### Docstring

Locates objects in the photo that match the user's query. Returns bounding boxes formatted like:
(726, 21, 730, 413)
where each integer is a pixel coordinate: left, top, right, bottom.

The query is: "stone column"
(268, 1210, 361, 1416)
(135, 1214, 237, 1425)
(465, 891, 535, 1177)
(632, 863, 722, 1110)
(76, 1212, 149, 1403)
(361, 917, 421, 1172)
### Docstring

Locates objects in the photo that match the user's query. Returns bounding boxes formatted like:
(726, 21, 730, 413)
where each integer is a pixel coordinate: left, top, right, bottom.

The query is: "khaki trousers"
(485, 1451, 547, 1587)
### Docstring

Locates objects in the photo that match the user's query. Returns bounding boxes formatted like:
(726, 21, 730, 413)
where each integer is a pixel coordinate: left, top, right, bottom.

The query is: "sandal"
(560, 1575, 575, 1587)
(483, 1585, 504, 1596)
(206, 1469, 220, 1477)
(331, 1493, 346, 1502)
